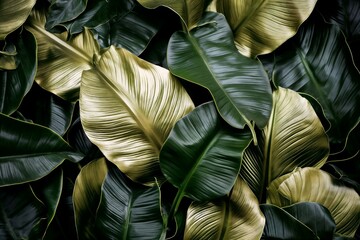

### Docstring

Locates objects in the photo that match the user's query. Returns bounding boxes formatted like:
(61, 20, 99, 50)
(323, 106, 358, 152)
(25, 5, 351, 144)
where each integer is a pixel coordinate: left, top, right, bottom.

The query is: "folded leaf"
(267, 167, 360, 237)
(0, 113, 83, 186)
(184, 177, 265, 240)
(25, 10, 100, 101)
(0, 0, 36, 39)
(160, 102, 252, 202)
(137, 0, 205, 30)
(240, 87, 329, 200)
(167, 12, 272, 130)
(216, 0, 317, 57)
(80, 47, 194, 184)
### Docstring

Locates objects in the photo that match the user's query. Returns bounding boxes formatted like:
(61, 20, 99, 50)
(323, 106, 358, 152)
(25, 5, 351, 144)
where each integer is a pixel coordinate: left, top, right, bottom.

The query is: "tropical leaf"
(0, 113, 83, 186)
(80, 46, 194, 184)
(73, 158, 108, 240)
(0, 29, 36, 115)
(160, 102, 252, 203)
(95, 163, 165, 239)
(271, 15, 360, 153)
(240, 87, 329, 200)
(0, 0, 36, 39)
(184, 177, 265, 240)
(215, 0, 317, 57)
(25, 10, 100, 101)
(267, 167, 360, 237)
(18, 83, 75, 136)
(0, 42, 17, 70)
(137, 0, 205, 30)
(0, 185, 46, 239)
(167, 11, 272, 130)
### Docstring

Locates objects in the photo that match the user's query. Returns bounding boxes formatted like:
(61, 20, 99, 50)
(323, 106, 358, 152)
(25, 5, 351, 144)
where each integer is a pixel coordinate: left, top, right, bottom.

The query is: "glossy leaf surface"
(0, 29, 36, 115)
(216, 0, 317, 57)
(168, 12, 272, 129)
(0, 113, 83, 186)
(272, 17, 360, 152)
(184, 177, 265, 239)
(74, 158, 108, 240)
(25, 10, 100, 101)
(0, 0, 36, 39)
(0, 42, 17, 70)
(95, 163, 165, 239)
(160, 102, 252, 201)
(80, 47, 194, 184)
(137, 0, 204, 30)
(240, 87, 329, 199)
(267, 167, 360, 237)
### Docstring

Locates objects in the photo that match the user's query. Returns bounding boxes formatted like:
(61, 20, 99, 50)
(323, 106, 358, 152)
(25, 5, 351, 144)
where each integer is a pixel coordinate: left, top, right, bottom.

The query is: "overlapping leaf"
(0, 113, 83, 186)
(240, 87, 329, 200)
(80, 46, 194, 184)
(0, 0, 36, 39)
(184, 177, 265, 239)
(215, 0, 317, 57)
(267, 167, 360, 237)
(0, 29, 36, 115)
(25, 10, 100, 101)
(137, 0, 205, 30)
(168, 12, 272, 130)
(272, 16, 360, 153)
(160, 102, 252, 202)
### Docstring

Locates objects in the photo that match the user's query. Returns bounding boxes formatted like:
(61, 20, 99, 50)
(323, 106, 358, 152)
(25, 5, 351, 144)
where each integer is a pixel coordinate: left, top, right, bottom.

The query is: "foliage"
(0, 0, 359, 239)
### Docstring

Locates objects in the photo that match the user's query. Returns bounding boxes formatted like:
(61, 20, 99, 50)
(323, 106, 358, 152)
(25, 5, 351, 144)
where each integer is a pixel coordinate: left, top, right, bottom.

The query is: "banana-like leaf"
(167, 12, 272, 130)
(0, 113, 83, 186)
(25, 10, 100, 101)
(0, 185, 46, 239)
(73, 158, 108, 240)
(137, 0, 205, 30)
(267, 167, 360, 237)
(80, 46, 194, 184)
(215, 0, 317, 57)
(184, 177, 265, 239)
(0, 42, 17, 70)
(95, 163, 165, 239)
(272, 16, 360, 153)
(260, 204, 318, 239)
(0, 29, 36, 115)
(18, 83, 75, 136)
(0, 0, 36, 39)
(240, 87, 329, 200)
(160, 102, 252, 202)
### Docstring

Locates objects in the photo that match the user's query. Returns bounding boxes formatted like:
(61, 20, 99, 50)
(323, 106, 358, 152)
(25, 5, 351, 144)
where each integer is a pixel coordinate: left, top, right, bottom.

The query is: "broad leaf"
(267, 167, 360, 237)
(73, 158, 108, 240)
(0, 113, 83, 186)
(260, 204, 318, 239)
(184, 177, 265, 240)
(95, 163, 165, 239)
(215, 0, 317, 57)
(0, 185, 46, 239)
(240, 87, 329, 200)
(272, 16, 360, 153)
(168, 12, 272, 130)
(160, 102, 252, 202)
(0, 29, 36, 115)
(25, 10, 100, 101)
(80, 46, 194, 184)
(18, 83, 75, 136)
(0, 42, 17, 70)
(0, 0, 36, 39)
(137, 0, 205, 30)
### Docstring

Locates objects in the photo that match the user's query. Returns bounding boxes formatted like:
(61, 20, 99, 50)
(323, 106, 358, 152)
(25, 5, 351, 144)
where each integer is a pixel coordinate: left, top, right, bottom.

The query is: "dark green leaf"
(160, 102, 253, 202)
(260, 204, 318, 240)
(0, 113, 83, 186)
(95, 163, 165, 240)
(0, 29, 36, 115)
(272, 16, 360, 153)
(167, 12, 272, 130)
